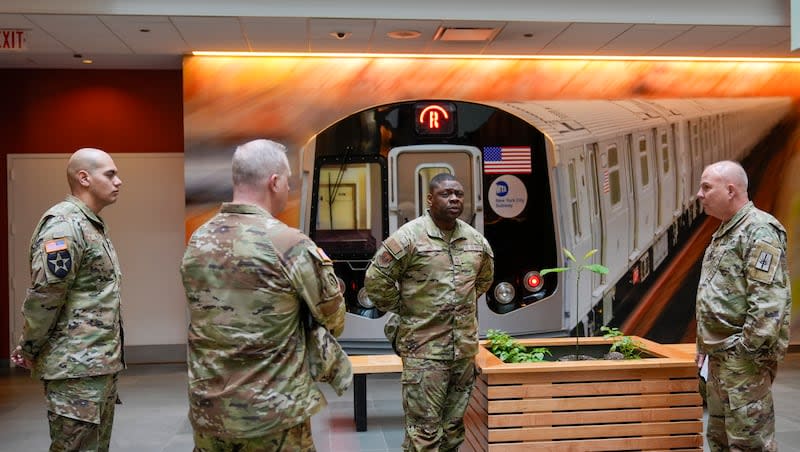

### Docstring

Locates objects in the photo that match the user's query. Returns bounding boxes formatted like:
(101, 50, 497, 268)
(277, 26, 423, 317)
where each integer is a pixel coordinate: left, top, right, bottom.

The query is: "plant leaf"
(584, 264, 609, 274)
(563, 248, 577, 262)
(583, 249, 599, 260)
(539, 267, 569, 276)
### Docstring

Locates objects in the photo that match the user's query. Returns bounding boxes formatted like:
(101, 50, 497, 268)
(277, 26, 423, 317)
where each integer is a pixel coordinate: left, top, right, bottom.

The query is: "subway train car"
(298, 97, 791, 350)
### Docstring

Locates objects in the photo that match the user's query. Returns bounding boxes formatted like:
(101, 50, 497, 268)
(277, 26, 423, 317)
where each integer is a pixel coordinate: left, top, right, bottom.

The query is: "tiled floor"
(1, 353, 799, 451)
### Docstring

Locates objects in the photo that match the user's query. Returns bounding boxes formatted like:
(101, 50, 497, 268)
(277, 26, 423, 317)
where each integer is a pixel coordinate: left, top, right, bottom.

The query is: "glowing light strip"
(192, 50, 800, 63)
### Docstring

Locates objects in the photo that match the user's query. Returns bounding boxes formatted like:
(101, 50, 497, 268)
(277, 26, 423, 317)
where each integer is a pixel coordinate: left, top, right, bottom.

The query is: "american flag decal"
(603, 170, 610, 193)
(483, 146, 531, 174)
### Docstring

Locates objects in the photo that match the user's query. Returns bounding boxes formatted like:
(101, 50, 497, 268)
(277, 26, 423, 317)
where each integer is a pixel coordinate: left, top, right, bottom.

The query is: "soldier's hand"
(695, 351, 705, 369)
(10, 346, 32, 370)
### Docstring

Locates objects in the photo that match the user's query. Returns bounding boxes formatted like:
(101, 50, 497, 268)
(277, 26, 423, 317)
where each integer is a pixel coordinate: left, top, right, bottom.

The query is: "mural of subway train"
(298, 97, 791, 349)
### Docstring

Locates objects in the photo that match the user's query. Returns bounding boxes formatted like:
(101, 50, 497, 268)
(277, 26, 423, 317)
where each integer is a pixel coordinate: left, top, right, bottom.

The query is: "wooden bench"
(348, 354, 402, 432)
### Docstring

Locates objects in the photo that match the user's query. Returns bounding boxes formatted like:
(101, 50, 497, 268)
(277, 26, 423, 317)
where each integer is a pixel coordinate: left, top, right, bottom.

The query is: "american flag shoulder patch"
(44, 238, 68, 253)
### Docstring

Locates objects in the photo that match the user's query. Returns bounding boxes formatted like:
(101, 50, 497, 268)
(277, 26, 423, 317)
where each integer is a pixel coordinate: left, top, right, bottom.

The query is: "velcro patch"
(375, 249, 395, 268)
(383, 237, 405, 259)
(748, 241, 780, 284)
(44, 238, 68, 253)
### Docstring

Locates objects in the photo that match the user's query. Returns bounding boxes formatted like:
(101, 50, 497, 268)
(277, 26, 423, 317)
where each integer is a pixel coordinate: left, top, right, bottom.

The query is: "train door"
(690, 120, 703, 191)
(674, 121, 692, 220)
(586, 143, 604, 297)
(653, 127, 676, 234)
(627, 132, 656, 257)
(595, 138, 630, 287)
(387, 145, 483, 234)
(561, 146, 595, 325)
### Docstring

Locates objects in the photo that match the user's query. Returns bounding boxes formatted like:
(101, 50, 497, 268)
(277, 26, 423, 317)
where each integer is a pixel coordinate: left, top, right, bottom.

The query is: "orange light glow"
(192, 50, 800, 64)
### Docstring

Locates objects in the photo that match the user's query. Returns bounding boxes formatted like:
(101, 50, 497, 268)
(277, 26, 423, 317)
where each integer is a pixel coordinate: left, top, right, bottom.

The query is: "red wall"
(0, 69, 183, 358)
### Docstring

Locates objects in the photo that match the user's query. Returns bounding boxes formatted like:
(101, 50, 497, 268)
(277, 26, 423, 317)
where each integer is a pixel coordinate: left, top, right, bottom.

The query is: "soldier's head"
(232, 139, 291, 215)
(697, 160, 749, 221)
(67, 147, 122, 214)
(427, 173, 464, 231)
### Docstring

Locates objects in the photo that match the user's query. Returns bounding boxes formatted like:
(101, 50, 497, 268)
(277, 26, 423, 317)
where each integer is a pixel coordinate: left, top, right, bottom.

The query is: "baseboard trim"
(125, 344, 186, 364)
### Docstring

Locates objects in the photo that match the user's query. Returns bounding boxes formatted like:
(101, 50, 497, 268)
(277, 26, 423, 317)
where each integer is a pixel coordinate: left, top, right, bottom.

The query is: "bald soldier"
(695, 160, 792, 451)
(11, 148, 125, 452)
(365, 173, 494, 452)
(181, 139, 346, 451)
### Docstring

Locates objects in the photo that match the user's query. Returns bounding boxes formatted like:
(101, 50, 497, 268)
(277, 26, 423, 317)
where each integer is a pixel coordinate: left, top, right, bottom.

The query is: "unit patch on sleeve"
(747, 241, 780, 284)
(44, 239, 71, 278)
(375, 237, 405, 268)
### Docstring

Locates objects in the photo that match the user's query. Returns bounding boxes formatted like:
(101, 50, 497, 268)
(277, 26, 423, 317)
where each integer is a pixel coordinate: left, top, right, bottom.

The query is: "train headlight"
(336, 277, 346, 295)
(357, 287, 375, 309)
(523, 271, 544, 292)
(494, 282, 515, 304)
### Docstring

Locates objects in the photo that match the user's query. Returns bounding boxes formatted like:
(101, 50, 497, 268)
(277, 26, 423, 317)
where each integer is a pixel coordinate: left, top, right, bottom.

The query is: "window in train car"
(568, 160, 581, 238)
(661, 132, 669, 174)
(607, 145, 621, 206)
(638, 137, 649, 186)
(314, 163, 381, 256)
(416, 165, 453, 217)
(589, 144, 600, 217)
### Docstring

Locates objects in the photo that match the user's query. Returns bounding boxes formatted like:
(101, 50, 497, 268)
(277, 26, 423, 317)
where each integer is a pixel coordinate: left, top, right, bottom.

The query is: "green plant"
(600, 326, 643, 359)
(540, 248, 609, 359)
(486, 329, 551, 363)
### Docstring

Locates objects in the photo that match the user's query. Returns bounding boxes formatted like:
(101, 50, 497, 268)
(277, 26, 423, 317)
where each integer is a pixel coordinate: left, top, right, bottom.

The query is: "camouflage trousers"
(706, 347, 778, 452)
(193, 417, 315, 452)
(400, 357, 476, 452)
(43, 373, 118, 452)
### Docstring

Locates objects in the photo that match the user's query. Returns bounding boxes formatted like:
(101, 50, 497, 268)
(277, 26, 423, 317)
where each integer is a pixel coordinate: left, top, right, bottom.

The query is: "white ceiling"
(0, 0, 796, 69)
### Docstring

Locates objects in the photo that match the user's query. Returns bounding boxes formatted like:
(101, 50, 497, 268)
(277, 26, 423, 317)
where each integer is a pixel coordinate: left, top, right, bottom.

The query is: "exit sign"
(1, 29, 27, 51)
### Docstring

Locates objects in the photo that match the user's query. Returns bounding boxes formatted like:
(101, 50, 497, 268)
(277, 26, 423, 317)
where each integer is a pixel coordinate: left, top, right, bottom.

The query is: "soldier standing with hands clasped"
(11, 148, 125, 452)
(695, 160, 792, 451)
(365, 173, 494, 452)
(180, 139, 346, 451)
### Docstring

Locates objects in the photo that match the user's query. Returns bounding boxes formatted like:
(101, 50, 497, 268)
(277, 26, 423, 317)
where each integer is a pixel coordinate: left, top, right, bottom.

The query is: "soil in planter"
(545, 344, 614, 361)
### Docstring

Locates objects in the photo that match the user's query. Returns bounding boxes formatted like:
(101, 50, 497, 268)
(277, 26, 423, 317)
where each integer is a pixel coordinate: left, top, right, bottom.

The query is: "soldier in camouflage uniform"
(180, 139, 346, 452)
(365, 173, 494, 452)
(695, 160, 792, 452)
(10, 148, 125, 452)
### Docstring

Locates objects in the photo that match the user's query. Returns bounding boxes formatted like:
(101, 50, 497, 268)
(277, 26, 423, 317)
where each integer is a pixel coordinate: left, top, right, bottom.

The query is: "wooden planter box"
(463, 337, 702, 451)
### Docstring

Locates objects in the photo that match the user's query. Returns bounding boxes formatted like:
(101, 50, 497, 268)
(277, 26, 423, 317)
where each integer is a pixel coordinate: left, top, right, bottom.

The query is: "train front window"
(313, 163, 383, 258)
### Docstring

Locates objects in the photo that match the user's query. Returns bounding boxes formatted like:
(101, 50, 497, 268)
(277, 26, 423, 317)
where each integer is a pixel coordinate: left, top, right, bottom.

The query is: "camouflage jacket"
(18, 195, 124, 380)
(180, 203, 345, 439)
(696, 201, 792, 360)
(364, 212, 494, 360)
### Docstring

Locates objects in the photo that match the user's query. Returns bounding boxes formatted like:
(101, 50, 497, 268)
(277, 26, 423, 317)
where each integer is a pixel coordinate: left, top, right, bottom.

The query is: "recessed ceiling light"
(329, 31, 351, 40)
(82, 58, 93, 64)
(387, 30, 421, 40)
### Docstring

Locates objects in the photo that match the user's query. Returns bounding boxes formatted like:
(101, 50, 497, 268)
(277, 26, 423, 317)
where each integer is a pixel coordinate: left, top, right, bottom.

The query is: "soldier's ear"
(267, 173, 280, 192)
(78, 169, 90, 187)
